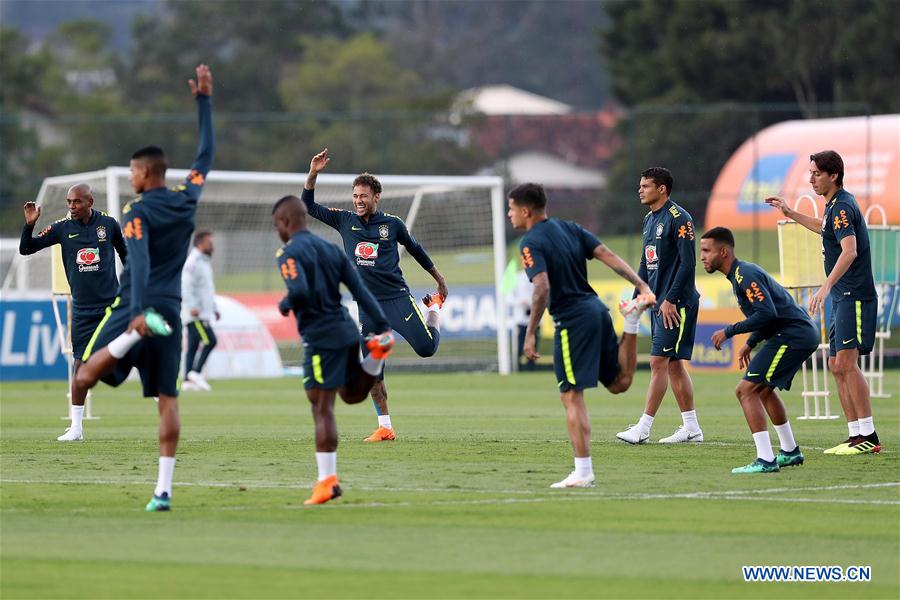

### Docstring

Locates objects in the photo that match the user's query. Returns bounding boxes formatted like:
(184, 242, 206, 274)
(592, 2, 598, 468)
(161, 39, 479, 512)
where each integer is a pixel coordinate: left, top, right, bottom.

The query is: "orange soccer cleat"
(422, 292, 445, 309)
(365, 332, 396, 360)
(304, 475, 342, 505)
(364, 426, 396, 442)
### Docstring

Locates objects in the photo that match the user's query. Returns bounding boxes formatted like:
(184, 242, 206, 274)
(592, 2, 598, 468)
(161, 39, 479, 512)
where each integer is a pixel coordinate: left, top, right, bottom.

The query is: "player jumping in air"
(766, 151, 881, 455)
(617, 167, 704, 445)
(301, 148, 447, 442)
(71, 64, 215, 511)
(272, 195, 395, 505)
(19, 184, 127, 441)
(702, 227, 816, 473)
(509, 183, 654, 488)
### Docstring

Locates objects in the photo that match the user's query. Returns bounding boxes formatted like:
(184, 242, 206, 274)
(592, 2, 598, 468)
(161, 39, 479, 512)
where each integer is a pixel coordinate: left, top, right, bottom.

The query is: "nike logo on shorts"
(663, 347, 674, 352)
(747, 372, 760, 377)
(842, 339, 855, 344)
(404, 312, 414, 321)
(352, 226, 363, 231)
(68, 234, 79, 238)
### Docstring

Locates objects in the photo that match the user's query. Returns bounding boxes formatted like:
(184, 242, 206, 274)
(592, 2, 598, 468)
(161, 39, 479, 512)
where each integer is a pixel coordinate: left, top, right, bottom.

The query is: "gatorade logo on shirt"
(77, 247, 100, 272)
(645, 244, 659, 270)
(355, 242, 379, 267)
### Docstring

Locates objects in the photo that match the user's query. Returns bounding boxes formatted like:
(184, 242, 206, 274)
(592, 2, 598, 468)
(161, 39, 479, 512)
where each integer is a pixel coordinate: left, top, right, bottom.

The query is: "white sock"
(70, 404, 84, 430)
(574, 456, 593, 478)
(378, 415, 393, 429)
(315, 451, 336, 481)
(752, 430, 776, 462)
(108, 329, 142, 359)
(681, 410, 700, 433)
(848, 420, 860, 437)
(773, 421, 797, 452)
(154, 456, 175, 497)
(858, 416, 875, 436)
(623, 311, 640, 334)
(637, 413, 654, 435)
(361, 354, 384, 376)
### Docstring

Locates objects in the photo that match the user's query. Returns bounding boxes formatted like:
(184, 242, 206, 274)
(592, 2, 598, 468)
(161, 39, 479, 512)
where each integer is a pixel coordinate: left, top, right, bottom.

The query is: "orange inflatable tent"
(704, 114, 900, 230)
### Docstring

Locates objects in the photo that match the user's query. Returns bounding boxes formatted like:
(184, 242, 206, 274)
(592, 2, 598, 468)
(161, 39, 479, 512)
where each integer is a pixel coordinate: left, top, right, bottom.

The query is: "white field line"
(2, 478, 898, 508)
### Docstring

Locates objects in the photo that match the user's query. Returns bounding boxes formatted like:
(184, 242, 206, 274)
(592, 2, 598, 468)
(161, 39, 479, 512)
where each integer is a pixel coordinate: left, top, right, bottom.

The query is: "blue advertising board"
(0, 297, 69, 381)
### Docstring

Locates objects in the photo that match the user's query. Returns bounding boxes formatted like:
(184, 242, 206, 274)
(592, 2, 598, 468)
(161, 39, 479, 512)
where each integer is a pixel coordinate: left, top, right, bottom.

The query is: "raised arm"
(19, 202, 59, 255)
(301, 148, 343, 229)
(765, 196, 822, 234)
(187, 64, 215, 178)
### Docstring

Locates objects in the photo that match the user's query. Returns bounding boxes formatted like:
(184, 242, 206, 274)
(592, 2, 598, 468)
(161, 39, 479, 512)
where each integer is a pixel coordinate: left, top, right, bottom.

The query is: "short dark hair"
(508, 183, 547, 211)
(272, 195, 300, 214)
(131, 145, 168, 177)
(810, 150, 844, 186)
(193, 230, 212, 246)
(701, 226, 735, 248)
(353, 173, 382, 195)
(641, 167, 674, 195)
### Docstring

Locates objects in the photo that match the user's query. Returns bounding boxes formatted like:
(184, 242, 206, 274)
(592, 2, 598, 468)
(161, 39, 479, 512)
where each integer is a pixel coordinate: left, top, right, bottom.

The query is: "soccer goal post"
(5, 168, 512, 374)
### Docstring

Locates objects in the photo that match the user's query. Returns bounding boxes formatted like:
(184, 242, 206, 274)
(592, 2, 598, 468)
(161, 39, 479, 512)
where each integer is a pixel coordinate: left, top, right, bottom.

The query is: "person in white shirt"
(181, 231, 219, 391)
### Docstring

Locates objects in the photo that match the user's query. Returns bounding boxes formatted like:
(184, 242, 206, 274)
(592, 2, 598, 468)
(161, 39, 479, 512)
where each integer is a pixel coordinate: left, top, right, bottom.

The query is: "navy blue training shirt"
(19, 210, 127, 312)
(636, 199, 700, 305)
(519, 218, 606, 319)
(277, 230, 389, 349)
(821, 189, 876, 302)
(302, 188, 433, 300)
(119, 94, 214, 318)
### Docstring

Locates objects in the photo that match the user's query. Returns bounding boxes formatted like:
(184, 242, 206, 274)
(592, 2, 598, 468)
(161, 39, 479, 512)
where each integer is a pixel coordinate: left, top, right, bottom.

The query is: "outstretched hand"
(310, 148, 330, 174)
(188, 64, 213, 97)
(765, 196, 791, 217)
(23, 201, 41, 226)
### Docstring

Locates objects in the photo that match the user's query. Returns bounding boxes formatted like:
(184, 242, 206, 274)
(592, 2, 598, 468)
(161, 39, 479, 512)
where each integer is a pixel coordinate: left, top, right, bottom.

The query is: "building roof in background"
(499, 151, 606, 188)
(457, 85, 572, 116)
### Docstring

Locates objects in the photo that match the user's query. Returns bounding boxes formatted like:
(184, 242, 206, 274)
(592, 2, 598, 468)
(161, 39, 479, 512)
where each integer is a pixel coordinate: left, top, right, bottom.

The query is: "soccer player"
(301, 148, 448, 442)
(19, 184, 127, 441)
(181, 230, 219, 391)
(766, 151, 881, 455)
(701, 227, 816, 473)
(509, 183, 655, 488)
(272, 195, 395, 505)
(72, 64, 215, 511)
(617, 167, 704, 445)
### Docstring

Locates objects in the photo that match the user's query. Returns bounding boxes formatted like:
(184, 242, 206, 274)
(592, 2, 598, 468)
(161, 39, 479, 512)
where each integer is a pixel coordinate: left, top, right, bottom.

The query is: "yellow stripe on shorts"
(766, 345, 788, 380)
(675, 307, 687, 353)
(312, 354, 324, 384)
(409, 295, 433, 340)
(194, 320, 210, 345)
(560, 328, 576, 385)
(81, 296, 120, 361)
(855, 300, 862, 343)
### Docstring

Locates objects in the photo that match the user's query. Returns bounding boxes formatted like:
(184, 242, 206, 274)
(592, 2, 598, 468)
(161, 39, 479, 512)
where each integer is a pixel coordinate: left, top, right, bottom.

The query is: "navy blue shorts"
(82, 298, 182, 398)
(360, 294, 440, 380)
(553, 301, 620, 393)
(743, 326, 819, 391)
(302, 341, 361, 390)
(829, 298, 877, 356)
(71, 309, 106, 362)
(650, 303, 698, 360)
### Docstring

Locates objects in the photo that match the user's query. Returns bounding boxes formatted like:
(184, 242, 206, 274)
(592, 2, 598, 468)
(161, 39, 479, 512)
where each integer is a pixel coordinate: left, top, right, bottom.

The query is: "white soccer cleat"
(616, 424, 650, 445)
(181, 380, 199, 392)
(658, 426, 704, 444)
(550, 471, 596, 488)
(187, 371, 212, 392)
(57, 427, 84, 442)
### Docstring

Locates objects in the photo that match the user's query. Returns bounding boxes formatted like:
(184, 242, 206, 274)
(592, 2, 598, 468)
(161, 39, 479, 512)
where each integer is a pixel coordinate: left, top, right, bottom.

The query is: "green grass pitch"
(2, 371, 898, 598)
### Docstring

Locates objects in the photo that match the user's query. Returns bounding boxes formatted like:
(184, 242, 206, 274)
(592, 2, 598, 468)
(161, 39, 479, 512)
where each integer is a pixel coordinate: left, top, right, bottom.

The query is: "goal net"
(5, 168, 511, 374)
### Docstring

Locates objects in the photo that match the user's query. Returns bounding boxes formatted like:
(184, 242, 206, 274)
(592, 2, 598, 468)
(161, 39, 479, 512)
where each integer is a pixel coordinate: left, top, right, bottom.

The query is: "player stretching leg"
(617, 167, 704, 445)
(302, 149, 447, 442)
(509, 183, 654, 488)
(272, 196, 395, 505)
(767, 151, 880, 455)
(702, 228, 816, 473)
(73, 64, 215, 511)
(19, 184, 127, 441)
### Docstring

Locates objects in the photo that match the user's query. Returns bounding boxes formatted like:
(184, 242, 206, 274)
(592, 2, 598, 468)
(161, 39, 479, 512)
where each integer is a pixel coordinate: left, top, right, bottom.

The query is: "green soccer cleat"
(143, 308, 173, 337)
(731, 458, 780, 474)
(776, 447, 804, 468)
(145, 492, 171, 512)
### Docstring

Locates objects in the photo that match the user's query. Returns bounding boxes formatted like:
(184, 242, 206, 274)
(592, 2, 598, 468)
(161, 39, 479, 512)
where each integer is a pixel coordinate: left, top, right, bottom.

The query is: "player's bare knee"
(607, 373, 633, 394)
(831, 353, 856, 376)
(649, 356, 668, 372)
